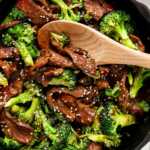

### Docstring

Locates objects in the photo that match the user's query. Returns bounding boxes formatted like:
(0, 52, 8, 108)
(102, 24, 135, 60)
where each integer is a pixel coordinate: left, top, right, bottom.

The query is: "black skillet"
(0, 0, 150, 150)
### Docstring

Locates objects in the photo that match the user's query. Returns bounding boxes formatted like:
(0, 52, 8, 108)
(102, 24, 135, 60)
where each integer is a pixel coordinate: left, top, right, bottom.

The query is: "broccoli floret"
(5, 82, 42, 123)
(11, 97, 40, 123)
(87, 134, 120, 148)
(2, 7, 25, 23)
(51, 0, 80, 21)
(83, 13, 93, 22)
(65, 131, 89, 150)
(2, 23, 39, 66)
(101, 102, 135, 136)
(105, 84, 120, 98)
(50, 32, 70, 49)
(0, 72, 8, 87)
(29, 139, 50, 150)
(130, 68, 150, 98)
(5, 82, 41, 107)
(99, 10, 137, 49)
(82, 107, 120, 148)
(49, 69, 77, 89)
(0, 136, 22, 150)
(5, 91, 33, 108)
(128, 71, 134, 86)
(35, 109, 76, 149)
(137, 100, 150, 112)
(34, 105, 58, 142)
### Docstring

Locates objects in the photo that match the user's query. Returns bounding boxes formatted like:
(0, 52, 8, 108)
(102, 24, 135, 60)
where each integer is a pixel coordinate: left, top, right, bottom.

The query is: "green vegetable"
(11, 98, 40, 123)
(87, 134, 120, 148)
(2, 7, 25, 24)
(99, 10, 137, 49)
(0, 136, 22, 150)
(101, 102, 135, 136)
(51, 0, 80, 21)
(84, 107, 121, 148)
(130, 68, 150, 98)
(0, 72, 8, 87)
(137, 100, 150, 112)
(105, 84, 120, 98)
(34, 106, 58, 142)
(128, 71, 134, 86)
(50, 32, 70, 49)
(83, 13, 93, 22)
(49, 69, 77, 89)
(5, 82, 42, 123)
(5, 91, 33, 108)
(85, 103, 135, 148)
(2, 23, 39, 66)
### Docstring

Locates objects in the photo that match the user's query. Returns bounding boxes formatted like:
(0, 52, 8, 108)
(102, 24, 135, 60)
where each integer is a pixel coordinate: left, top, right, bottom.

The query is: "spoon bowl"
(38, 20, 150, 68)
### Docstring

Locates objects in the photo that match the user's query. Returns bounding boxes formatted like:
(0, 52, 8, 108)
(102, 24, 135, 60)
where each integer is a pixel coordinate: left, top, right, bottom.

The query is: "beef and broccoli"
(0, 0, 149, 150)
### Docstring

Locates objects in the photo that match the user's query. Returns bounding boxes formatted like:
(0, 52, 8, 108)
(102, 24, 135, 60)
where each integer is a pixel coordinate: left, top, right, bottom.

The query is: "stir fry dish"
(0, 0, 149, 150)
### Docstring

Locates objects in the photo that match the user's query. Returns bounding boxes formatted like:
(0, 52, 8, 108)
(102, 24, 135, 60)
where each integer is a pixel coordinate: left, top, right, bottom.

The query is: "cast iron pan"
(0, 0, 150, 150)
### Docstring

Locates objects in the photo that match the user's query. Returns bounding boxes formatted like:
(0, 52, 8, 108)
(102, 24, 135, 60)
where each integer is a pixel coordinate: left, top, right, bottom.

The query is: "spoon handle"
(94, 46, 150, 68)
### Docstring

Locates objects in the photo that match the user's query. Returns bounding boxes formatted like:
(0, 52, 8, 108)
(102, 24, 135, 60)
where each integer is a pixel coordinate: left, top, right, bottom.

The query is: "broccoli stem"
(130, 69, 150, 98)
(16, 42, 34, 66)
(116, 24, 137, 49)
(130, 77, 143, 98)
(86, 134, 119, 148)
(0, 72, 8, 87)
(11, 105, 25, 114)
(5, 91, 32, 108)
(19, 97, 39, 123)
(35, 108, 58, 142)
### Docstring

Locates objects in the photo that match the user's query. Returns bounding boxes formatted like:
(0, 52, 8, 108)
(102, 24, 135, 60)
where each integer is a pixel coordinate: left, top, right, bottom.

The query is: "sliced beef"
(109, 65, 127, 82)
(0, 60, 18, 77)
(0, 79, 23, 105)
(88, 142, 103, 150)
(64, 47, 97, 78)
(34, 49, 74, 69)
(84, 0, 113, 21)
(0, 110, 33, 144)
(48, 86, 99, 99)
(47, 87, 95, 125)
(96, 79, 110, 90)
(17, 0, 56, 25)
(0, 48, 19, 59)
(0, 20, 21, 31)
(76, 102, 95, 125)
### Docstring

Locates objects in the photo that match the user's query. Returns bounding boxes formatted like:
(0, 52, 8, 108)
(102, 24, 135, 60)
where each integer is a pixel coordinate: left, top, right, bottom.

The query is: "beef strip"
(0, 78, 23, 105)
(129, 34, 145, 51)
(76, 101, 95, 125)
(109, 65, 127, 83)
(0, 110, 33, 144)
(48, 86, 99, 99)
(31, 67, 64, 87)
(96, 79, 110, 90)
(64, 47, 97, 78)
(84, 0, 113, 21)
(0, 20, 21, 31)
(47, 87, 95, 125)
(0, 60, 18, 77)
(34, 49, 74, 69)
(17, 0, 56, 25)
(47, 91, 76, 122)
(88, 142, 103, 150)
(0, 47, 19, 59)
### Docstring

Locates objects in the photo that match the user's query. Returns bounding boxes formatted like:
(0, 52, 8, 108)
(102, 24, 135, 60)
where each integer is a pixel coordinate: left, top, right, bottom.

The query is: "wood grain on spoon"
(38, 20, 150, 68)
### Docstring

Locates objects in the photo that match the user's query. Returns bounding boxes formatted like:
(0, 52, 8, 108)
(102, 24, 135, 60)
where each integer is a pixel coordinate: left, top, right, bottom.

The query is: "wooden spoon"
(38, 20, 150, 68)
